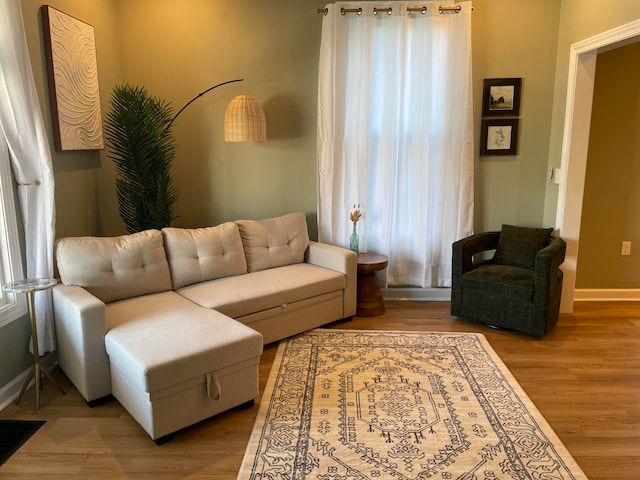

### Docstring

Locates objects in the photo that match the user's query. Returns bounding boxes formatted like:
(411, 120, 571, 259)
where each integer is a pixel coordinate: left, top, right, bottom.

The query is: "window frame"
(0, 135, 27, 328)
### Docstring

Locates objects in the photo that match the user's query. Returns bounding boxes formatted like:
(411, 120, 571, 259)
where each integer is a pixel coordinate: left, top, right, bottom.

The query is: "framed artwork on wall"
(481, 78, 522, 117)
(479, 118, 519, 156)
(42, 6, 104, 151)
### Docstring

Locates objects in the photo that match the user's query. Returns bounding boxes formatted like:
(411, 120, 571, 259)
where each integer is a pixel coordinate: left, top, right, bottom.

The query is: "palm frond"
(104, 85, 178, 233)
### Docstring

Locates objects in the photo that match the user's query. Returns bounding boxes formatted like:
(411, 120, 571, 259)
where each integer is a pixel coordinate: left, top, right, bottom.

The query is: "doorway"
(556, 19, 640, 313)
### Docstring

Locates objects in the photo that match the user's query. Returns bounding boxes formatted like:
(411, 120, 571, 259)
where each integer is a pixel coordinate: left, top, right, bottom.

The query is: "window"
(317, 5, 474, 287)
(0, 134, 26, 327)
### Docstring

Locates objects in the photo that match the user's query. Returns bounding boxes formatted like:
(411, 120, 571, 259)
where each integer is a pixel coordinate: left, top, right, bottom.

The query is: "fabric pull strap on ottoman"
(104, 292, 263, 443)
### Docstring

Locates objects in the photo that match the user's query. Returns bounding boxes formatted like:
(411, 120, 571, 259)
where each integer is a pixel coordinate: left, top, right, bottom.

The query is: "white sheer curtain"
(317, 1, 473, 288)
(0, 0, 57, 352)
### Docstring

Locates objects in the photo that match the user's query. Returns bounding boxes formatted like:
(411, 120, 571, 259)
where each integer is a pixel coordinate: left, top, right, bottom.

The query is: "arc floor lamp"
(168, 78, 267, 142)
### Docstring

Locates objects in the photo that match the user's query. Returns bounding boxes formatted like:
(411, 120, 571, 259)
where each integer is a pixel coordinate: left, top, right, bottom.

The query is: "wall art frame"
(479, 118, 519, 156)
(42, 6, 104, 151)
(481, 78, 522, 117)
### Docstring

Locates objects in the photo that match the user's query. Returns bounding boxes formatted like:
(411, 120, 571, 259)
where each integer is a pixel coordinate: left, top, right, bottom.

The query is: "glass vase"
(349, 222, 359, 254)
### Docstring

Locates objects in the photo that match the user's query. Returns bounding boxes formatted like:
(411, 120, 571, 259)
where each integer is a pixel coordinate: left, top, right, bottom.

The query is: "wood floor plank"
(1, 300, 638, 479)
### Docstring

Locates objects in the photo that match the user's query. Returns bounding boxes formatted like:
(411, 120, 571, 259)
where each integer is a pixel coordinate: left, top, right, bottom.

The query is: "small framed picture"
(480, 118, 519, 156)
(482, 78, 522, 117)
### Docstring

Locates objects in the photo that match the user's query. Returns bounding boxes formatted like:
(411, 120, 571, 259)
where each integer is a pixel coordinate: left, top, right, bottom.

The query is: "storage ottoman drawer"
(105, 292, 263, 441)
(110, 356, 260, 441)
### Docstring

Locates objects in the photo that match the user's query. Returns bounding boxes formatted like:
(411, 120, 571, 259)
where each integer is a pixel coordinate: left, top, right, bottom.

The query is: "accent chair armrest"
(451, 232, 500, 316)
(533, 236, 567, 327)
(305, 241, 357, 317)
(452, 232, 500, 275)
(535, 236, 566, 275)
(52, 284, 111, 403)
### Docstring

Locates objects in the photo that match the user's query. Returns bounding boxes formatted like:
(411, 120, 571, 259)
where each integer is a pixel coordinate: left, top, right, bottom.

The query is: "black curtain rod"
(316, 5, 464, 15)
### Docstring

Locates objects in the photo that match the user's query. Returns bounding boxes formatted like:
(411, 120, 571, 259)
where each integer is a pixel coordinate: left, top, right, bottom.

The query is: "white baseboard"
(0, 355, 57, 411)
(382, 287, 640, 302)
(382, 287, 451, 301)
(573, 289, 640, 301)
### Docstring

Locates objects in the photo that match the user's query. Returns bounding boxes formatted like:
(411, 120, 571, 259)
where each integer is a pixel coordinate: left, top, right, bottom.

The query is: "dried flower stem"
(350, 203, 362, 223)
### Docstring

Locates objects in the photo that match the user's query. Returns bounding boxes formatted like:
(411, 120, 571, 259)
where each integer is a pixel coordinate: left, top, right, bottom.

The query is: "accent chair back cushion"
(55, 229, 172, 303)
(236, 212, 310, 272)
(493, 224, 553, 269)
(162, 222, 248, 289)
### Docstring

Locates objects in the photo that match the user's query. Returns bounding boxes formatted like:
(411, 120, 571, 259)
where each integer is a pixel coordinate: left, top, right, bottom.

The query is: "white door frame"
(556, 19, 640, 313)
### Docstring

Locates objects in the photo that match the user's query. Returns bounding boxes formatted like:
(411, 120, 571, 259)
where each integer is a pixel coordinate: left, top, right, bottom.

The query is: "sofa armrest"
(53, 284, 111, 403)
(305, 241, 357, 317)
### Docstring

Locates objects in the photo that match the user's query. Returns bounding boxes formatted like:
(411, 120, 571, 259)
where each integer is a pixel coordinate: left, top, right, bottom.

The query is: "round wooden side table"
(4, 278, 66, 409)
(356, 252, 388, 317)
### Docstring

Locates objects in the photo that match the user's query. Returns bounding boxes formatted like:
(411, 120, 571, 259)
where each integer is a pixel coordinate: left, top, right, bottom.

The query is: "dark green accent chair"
(451, 225, 566, 337)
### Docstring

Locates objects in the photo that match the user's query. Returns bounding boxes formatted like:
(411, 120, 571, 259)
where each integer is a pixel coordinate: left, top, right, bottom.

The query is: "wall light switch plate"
(621, 241, 631, 256)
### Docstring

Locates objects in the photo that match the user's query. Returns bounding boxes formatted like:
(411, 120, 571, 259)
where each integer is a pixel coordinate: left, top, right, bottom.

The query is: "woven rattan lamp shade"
(224, 95, 267, 142)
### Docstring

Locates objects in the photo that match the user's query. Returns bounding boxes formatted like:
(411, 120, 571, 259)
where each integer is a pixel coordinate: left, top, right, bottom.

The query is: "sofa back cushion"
(236, 212, 310, 272)
(162, 222, 248, 289)
(55, 229, 172, 303)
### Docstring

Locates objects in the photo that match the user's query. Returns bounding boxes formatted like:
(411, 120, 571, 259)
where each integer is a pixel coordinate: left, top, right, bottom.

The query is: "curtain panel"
(0, 0, 57, 352)
(317, 1, 474, 288)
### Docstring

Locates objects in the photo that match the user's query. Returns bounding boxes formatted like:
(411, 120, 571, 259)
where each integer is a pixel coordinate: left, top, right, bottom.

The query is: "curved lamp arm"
(167, 78, 243, 129)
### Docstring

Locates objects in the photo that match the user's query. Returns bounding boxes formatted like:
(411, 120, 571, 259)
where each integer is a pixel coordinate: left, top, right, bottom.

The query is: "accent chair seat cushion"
(461, 264, 534, 302)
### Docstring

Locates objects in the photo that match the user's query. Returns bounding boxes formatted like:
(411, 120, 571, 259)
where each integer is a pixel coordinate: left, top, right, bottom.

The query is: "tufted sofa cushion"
(236, 212, 310, 272)
(162, 223, 248, 289)
(55, 229, 172, 303)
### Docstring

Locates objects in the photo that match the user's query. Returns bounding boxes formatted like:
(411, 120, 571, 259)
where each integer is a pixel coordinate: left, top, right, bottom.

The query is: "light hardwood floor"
(1, 301, 638, 479)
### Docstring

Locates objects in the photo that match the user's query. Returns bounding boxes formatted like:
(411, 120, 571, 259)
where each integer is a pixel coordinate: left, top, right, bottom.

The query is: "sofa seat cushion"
(461, 264, 534, 302)
(236, 212, 309, 272)
(105, 291, 262, 393)
(55, 229, 172, 303)
(176, 263, 345, 318)
(162, 223, 247, 289)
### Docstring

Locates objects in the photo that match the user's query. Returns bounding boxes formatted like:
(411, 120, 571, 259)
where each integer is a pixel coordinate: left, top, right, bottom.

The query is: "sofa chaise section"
(54, 229, 174, 404)
(105, 291, 261, 442)
(53, 228, 263, 441)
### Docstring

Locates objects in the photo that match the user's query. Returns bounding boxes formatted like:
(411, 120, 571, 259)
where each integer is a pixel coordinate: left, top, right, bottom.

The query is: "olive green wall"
(575, 42, 640, 288)
(471, 0, 560, 230)
(110, 0, 323, 236)
(0, 320, 32, 390)
(111, 0, 561, 235)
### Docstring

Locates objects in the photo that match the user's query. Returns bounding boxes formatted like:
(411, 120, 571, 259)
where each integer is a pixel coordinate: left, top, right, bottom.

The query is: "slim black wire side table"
(3, 278, 66, 409)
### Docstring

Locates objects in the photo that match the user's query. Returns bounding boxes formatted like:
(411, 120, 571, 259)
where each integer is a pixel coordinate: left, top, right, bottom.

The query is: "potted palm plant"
(104, 85, 178, 233)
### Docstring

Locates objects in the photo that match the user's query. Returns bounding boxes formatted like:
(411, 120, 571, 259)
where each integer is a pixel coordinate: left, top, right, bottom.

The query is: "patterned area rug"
(238, 329, 587, 479)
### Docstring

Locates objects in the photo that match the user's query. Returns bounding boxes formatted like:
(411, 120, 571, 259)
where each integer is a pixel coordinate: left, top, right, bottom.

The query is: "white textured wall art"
(42, 6, 104, 151)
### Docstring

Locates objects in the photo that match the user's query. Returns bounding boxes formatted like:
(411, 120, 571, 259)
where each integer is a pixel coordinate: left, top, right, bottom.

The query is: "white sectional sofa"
(52, 212, 356, 442)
